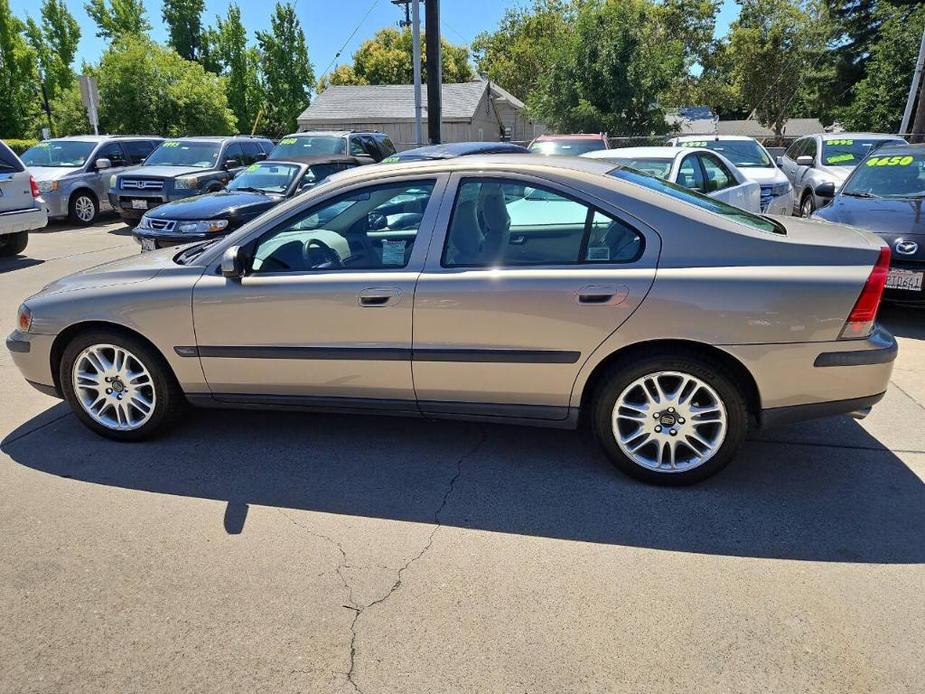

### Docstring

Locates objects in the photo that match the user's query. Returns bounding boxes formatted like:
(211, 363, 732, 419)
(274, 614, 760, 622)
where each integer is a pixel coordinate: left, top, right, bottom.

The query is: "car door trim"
(175, 345, 581, 363)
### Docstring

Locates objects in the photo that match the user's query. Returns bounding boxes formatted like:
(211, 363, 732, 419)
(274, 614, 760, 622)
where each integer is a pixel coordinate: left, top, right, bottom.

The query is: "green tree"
(24, 0, 80, 100)
(162, 0, 205, 61)
(0, 0, 40, 138)
(84, 0, 150, 40)
(210, 3, 263, 132)
(320, 27, 474, 90)
(471, 0, 571, 102)
(46, 82, 90, 135)
(839, 3, 925, 132)
(661, 0, 721, 68)
(96, 36, 235, 135)
(255, 2, 314, 137)
(532, 0, 685, 135)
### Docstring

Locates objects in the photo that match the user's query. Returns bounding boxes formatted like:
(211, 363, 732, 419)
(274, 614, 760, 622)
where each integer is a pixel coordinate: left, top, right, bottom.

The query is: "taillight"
(29, 176, 40, 197)
(840, 245, 890, 339)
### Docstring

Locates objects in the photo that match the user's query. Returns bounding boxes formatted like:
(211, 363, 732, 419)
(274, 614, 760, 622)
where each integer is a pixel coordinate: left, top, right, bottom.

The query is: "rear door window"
(0, 140, 23, 171)
(241, 142, 263, 165)
(223, 143, 245, 168)
(677, 155, 706, 193)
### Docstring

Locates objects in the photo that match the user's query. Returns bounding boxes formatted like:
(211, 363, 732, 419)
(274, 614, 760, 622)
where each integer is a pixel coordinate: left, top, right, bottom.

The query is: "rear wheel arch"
(577, 339, 761, 423)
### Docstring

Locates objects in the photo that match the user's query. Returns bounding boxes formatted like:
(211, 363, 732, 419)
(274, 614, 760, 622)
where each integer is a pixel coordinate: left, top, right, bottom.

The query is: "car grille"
(145, 218, 175, 231)
(122, 178, 164, 191)
(759, 185, 773, 211)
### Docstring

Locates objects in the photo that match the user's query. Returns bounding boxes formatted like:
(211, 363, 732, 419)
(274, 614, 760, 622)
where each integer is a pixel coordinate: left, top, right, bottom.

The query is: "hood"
(35, 247, 185, 297)
(27, 166, 82, 182)
(814, 196, 925, 262)
(817, 165, 852, 184)
(736, 167, 788, 185)
(144, 190, 281, 221)
(124, 165, 209, 179)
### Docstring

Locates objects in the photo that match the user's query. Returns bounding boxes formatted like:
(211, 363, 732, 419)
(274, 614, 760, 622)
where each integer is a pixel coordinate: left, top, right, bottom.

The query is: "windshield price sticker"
(279, 137, 298, 145)
(826, 139, 854, 146)
(825, 153, 855, 164)
(866, 155, 914, 167)
(245, 164, 260, 172)
(682, 141, 707, 147)
(382, 155, 400, 163)
(162, 141, 180, 147)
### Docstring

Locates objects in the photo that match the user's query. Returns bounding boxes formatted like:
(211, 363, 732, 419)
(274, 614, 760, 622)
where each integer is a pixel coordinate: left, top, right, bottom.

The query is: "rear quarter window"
(0, 141, 24, 171)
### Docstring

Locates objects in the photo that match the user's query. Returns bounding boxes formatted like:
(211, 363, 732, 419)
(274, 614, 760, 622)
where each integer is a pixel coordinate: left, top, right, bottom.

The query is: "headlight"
(17, 304, 32, 332)
(137, 215, 152, 229)
(109, 174, 118, 187)
(770, 182, 791, 196)
(36, 180, 58, 194)
(175, 176, 200, 190)
(176, 219, 229, 234)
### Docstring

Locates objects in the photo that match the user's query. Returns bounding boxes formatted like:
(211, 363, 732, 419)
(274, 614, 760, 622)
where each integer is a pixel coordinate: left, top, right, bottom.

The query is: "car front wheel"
(592, 354, 748, 485)
(800, 192, 815, 218)
(60, 331, 184, 441)
(69, 191, 98, 225)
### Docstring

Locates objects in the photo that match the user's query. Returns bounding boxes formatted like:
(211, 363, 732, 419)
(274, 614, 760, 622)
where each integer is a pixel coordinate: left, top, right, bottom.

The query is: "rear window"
(609, 166, 784, 235)
(529, 139, 607, 156)
(600, 157, 672, 179)
(0, 140, 23, 171)
(679, 139, 772, 168)
(270, 135, 347, 158)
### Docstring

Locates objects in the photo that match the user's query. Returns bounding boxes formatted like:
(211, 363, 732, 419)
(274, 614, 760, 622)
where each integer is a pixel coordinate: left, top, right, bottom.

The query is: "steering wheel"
(304, 238, 343, 269)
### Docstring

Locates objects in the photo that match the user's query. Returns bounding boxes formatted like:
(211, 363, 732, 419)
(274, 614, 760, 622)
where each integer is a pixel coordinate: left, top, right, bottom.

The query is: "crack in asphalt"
(1, 411, 71, 447)
(890, 379, 925, 413)
(750, 438, 925, 455)
(277, 426, 486, 694)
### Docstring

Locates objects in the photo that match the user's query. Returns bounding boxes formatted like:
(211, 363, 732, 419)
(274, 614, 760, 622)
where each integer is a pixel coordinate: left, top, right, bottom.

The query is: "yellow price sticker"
(279, 137, 298, 145)
(162, 141, 181, 147)
(382, 155, 400, 163)
(866, 155, 914, 167)
(682, 141, 707, 147)
(826, 138, 854, 146)
(245, 164, 260, 172)
(825, 153, 855, 164)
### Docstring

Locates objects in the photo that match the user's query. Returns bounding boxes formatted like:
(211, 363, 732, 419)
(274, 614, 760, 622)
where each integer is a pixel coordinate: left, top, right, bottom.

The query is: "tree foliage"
(209, 3, 263, 133)
(162, 0, 205, 61)
(319, 27, 474, 92)
(255, 2, 314, 137)
(96, 36, 236, 136)
(84, 0, 150, 40)
(0, 0, 39, 138)
(24, 0, 80, 100)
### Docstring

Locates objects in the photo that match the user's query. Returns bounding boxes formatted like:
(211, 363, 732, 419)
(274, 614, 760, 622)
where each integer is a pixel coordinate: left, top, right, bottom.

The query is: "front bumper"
(109, 190, 197, 220)
(6, 330, 59, 397)
(761, 191, 793, 216)
(133, 227, 227, 252)
(41, 190, 69, 219)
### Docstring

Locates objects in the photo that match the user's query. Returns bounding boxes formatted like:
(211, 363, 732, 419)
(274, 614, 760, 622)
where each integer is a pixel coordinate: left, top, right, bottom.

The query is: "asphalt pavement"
(1, 217, 923, 693)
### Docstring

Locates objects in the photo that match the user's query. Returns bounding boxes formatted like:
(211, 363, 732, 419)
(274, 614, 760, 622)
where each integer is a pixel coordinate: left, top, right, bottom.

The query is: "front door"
(92, 141, 128, 210)
(191, 176, 444, 407)
(411, 174, 659, 420)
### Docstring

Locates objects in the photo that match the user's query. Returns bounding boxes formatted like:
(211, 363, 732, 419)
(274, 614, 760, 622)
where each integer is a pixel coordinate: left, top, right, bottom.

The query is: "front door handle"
(577, 285, 628, 305)
(358, 287, 401, 307)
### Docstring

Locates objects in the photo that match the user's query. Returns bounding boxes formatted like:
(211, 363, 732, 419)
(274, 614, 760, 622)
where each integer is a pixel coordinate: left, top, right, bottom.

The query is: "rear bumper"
(0, 205, 48, 234)
(761, 391, 885, 428)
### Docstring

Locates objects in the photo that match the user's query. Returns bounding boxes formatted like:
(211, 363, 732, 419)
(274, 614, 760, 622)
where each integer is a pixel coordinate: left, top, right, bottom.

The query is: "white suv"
(0, 140, 48, 257)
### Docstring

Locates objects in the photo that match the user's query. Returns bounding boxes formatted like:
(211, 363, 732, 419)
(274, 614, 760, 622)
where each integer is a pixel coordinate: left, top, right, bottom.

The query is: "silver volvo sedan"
(6, 156, 897, 485)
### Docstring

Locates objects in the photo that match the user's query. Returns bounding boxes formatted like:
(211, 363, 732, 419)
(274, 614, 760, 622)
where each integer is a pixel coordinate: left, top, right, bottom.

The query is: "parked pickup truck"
(108, 135, 274, 224)
(0, 139, 47, 257)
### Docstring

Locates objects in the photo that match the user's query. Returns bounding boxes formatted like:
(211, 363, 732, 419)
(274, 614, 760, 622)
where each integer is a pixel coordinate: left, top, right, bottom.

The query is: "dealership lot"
(1, 219, 924, 692)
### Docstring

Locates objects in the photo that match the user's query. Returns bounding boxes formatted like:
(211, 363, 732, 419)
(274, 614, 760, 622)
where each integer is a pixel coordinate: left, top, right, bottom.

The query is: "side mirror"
(796, 155, 814, 167)
(775, 155, 783, 167)
(224, 158, 240, 171)
(221, 245, 247, 279)
(815, 181, 836, 198)
(95, 158, 112, 170)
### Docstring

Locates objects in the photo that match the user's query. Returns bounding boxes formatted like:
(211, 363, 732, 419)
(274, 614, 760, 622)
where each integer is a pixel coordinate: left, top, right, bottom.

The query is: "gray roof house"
(666, 115, 826, 139)
(296, 79, 545, 149)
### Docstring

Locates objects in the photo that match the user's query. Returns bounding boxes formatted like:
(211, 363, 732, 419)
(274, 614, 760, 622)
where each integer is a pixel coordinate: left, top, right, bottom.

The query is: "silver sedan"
(6, 156, 897, 485)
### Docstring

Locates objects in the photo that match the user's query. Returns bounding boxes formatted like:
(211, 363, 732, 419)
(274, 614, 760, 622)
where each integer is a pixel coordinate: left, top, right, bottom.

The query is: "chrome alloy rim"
(612, 371, 727, 473)
(72, 344, 156, 431)
(75, 196, 95, 222)
(800, 197, 813, 218)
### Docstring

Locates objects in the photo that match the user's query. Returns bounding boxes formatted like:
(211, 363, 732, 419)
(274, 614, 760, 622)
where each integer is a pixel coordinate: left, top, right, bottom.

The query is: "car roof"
(672, 135, 757, 143)
(583, 146, 682, 160)
(332, 153, 614, 180)
(396, 142, 531, 159)
(533, 133, 606, 142)
(816, 133, 907, 141)
(264, 155, 358, 166)
(43, 135, 162, 142)
(286, 131, 353, 138)
(863, 143, 925, 156)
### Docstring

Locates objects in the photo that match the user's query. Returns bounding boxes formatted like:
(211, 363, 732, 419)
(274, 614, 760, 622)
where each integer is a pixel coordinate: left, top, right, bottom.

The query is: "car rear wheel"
(592, 354, 748, 485)
(799, 192, 815, 218)
(0, 231, 28, 256)
(60, 331, 185, 441)
(69, 191, 98, 225)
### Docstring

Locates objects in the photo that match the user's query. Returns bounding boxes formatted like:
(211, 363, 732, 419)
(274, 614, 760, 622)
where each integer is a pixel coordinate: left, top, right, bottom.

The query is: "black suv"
(108, 135, 274, 223)
(269, 131, 396, 165)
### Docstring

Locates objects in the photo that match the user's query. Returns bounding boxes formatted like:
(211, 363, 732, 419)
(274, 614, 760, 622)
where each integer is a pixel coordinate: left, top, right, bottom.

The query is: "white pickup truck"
(0, 140, 48, 257)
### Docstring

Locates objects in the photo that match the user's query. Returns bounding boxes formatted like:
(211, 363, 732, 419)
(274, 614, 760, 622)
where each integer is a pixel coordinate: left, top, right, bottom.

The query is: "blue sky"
(10, 0, 740, 76)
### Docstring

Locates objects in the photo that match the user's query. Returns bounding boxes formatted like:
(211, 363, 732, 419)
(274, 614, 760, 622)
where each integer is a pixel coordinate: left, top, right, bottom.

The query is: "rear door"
(0, 141, 33, 213)
(411, 173, 659, 419)
(91, 141, 128, 209)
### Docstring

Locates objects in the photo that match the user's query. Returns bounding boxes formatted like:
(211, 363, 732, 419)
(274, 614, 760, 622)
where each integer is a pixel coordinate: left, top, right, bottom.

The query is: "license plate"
(886, 268, 924, 291)
(140, 238, 156, 252)
(131, 199, 148, 210)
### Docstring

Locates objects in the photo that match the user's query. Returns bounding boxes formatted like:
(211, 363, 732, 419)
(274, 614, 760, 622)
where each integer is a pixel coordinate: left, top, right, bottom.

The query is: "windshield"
(679, 139, 771, 168)
(145, 141, 220, 168)
(600, 157, 673, 179)
(529, 139, 606, 156)
(821, 138, 905, 167)
(269, 135, 347, 159)
(21, 140, 95, 167)
(227, 162, 300, 194)
(609, 166, 783, 235)
(842, 152, 925, 198)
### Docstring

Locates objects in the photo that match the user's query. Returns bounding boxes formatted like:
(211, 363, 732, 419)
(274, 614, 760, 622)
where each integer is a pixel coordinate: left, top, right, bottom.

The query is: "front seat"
(478, 183, 511, 263)
(446, 199, 482, 265)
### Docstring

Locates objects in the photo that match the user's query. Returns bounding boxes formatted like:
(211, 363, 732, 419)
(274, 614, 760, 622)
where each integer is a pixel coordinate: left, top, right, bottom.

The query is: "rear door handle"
(358, 287, 401, 307)
(577, 285, 628, 305)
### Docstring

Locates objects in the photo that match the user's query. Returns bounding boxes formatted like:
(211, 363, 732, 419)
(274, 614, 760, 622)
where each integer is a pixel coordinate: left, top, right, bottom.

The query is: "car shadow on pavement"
(880, 305, 925, 339)
(3, 403, 924, 564)
(0, 256, 44, 273)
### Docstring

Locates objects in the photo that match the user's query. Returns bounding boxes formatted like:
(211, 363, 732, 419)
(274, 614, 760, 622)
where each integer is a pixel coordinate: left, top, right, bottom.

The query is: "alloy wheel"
(75, 195, 96, 222)
(71, 343, 156, 431)
(611, 370, 727, 473)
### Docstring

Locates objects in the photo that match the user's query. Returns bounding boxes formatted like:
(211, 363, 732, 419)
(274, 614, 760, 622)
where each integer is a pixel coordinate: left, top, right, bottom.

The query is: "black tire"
(591, 352, 748, 486)
(68, 190, 98, 225)
(799, 192, 815, 218)
(59, 329, 185, 441)
(0, 231, 28, 256)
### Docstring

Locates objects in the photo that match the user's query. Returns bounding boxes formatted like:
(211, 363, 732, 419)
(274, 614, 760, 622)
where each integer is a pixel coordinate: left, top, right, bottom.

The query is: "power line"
(320, 0, 382, 77)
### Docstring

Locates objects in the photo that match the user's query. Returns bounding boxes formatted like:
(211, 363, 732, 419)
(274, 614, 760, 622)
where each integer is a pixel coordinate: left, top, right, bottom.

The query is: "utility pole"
(899, 24, 925, 139)
(412, 0, 423, 145)
(425, 0, 442, 144)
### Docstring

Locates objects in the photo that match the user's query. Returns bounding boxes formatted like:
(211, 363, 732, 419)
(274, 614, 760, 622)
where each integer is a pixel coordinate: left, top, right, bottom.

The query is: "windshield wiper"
(230, 186, 265, 193)
(842, 191, 879, 199)
(174, 240, 216, 265)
